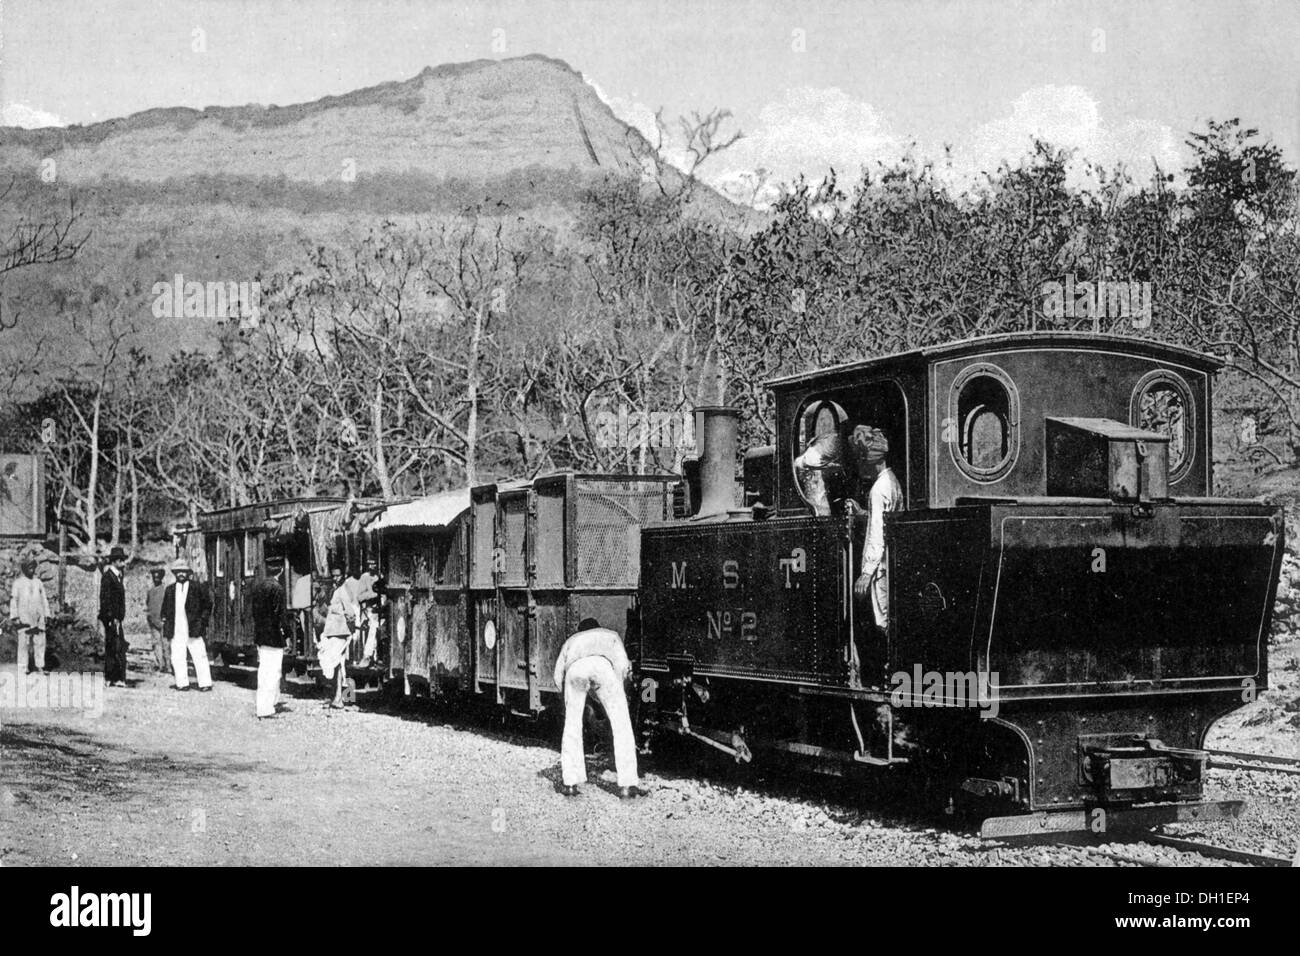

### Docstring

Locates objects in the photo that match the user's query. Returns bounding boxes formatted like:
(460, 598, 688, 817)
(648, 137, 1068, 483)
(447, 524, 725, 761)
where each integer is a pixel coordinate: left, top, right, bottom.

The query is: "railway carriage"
(634, 332, 1286, 835)
(196, 496, 380, 667)
(466, 473, 676, 713)
(197, 497, 347, 664)
(372, 490, 471, 697)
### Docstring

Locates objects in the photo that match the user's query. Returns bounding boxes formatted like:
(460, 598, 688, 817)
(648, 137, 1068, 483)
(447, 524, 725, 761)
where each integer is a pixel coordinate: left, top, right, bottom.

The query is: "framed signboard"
(0, 454, 45, 538)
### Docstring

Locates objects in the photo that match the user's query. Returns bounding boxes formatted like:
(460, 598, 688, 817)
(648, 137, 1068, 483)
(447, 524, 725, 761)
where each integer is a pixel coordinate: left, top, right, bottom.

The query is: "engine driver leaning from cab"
(793, 428, 851, 516)
(848, 425, 902, 677)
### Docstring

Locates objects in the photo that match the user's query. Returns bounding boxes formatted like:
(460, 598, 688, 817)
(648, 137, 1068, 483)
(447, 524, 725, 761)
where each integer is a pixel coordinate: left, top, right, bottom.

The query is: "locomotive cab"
(636, 332, 1285, 828)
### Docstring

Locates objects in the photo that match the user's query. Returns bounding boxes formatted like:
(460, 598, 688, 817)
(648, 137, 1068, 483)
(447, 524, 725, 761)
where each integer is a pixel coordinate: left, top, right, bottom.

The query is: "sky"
(1, 0, 1297, 201)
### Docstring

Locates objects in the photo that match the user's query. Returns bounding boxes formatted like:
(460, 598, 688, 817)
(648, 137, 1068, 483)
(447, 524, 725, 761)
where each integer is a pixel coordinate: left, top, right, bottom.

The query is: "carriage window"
(950, 364, 1019, 481)
(1131, 371, 1194, 481)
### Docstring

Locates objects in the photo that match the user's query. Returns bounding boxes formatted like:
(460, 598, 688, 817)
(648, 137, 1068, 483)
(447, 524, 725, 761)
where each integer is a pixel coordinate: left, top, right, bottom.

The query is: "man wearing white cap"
(163, 557, 214, 691)
(9, 557, 50, 674)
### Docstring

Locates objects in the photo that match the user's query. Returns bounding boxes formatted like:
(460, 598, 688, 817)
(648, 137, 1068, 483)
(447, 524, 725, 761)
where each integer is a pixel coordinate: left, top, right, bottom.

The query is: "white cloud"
(954, 85, 1183, 190)
(710, 86, 907, 203)
(710, 84, 1186, 206)
(584, 73, 1186, 208)
(1, 103, 67, 128)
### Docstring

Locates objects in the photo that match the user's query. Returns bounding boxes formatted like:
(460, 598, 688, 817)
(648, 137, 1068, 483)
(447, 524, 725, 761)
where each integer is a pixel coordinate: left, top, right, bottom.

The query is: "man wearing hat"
(163, 557, 214, 691)
(145, 566, 169, 672)
(848, 425, 903, 680)
(9, 556, 50, 674)
(99, 546, 129, 687)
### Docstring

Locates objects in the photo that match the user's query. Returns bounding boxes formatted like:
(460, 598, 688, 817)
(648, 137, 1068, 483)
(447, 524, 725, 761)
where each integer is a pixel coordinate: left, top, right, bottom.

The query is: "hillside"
(1, 55, 653, 188)
(0, 55, 741, 370)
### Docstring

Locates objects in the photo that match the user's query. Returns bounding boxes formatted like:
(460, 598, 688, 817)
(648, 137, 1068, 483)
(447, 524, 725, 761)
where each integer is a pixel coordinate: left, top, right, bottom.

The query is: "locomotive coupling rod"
(665, 720, 753, 763)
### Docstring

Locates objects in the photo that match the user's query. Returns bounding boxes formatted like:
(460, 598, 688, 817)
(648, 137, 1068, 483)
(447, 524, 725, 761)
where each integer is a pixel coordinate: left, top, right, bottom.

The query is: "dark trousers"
(103, 620, 128, 682)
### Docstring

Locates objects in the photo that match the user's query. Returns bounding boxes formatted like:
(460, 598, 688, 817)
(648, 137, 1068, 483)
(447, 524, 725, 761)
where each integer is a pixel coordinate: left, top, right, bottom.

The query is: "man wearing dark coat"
(99, 546, 129, 687)
(163, 558, 214, 691)
(248, 562, 288, 719)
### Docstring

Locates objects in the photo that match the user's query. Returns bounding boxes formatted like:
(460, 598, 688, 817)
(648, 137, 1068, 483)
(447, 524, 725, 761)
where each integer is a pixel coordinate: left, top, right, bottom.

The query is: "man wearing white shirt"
(552, 617, 640, 799)
(163, 558, 214, 691)
(849, 425, 902, 684)
(9, 557, 50, 674)
(319, 565, 358, 708)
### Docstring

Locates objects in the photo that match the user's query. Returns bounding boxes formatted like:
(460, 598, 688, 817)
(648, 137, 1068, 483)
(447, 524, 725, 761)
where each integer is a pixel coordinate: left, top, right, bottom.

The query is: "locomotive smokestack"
(694, 406, 740, 519)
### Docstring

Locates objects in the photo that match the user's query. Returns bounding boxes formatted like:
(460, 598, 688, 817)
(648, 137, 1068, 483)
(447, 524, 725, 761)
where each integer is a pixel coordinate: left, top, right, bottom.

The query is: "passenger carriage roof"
(197, 496, 352, 533)
(763, 332, 1223, 389)
(367, 488, 470, 532)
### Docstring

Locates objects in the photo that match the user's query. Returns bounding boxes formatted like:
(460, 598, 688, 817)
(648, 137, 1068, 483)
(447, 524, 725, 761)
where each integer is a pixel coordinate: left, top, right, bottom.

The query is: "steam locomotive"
(197, 332, 1285, 836)
(635, 331, 1285, 837)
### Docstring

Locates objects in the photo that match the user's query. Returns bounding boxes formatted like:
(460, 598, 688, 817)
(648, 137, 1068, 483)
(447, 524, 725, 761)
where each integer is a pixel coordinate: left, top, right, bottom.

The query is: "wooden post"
(57, 519, 67, 611)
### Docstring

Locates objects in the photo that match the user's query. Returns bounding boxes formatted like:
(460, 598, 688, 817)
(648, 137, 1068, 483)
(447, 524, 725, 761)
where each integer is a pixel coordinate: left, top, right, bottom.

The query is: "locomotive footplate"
(981, 799, 1245, 843)
(1080, 736, 1204, 802)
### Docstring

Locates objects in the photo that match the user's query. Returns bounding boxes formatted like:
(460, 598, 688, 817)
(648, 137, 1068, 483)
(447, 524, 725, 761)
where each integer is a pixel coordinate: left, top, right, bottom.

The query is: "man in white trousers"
(248, 562, 288, 719)
(552, 617, 641, 799)
(163, 558, 214, 692)
(848, 424, 903, 685)
(9, 557, 50, 674)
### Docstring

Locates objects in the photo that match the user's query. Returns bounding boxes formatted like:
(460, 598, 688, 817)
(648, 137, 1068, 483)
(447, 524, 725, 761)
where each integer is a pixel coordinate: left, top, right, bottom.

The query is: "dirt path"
(2, 633, 1296, 867)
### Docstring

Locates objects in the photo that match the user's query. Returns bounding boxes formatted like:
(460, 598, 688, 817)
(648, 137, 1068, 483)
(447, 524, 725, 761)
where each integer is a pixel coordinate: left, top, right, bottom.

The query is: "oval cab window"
(949, 363, 1019, 481)
(1131, 370, 1194, 482)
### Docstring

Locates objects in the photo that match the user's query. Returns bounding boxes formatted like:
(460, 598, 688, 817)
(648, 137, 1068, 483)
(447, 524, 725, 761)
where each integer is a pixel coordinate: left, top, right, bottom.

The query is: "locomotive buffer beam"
(980, 800, 1245, 843)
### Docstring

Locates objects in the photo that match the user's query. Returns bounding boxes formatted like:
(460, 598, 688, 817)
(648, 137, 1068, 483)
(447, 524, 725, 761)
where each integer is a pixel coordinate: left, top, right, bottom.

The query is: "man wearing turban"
(848, 425, 902, 679)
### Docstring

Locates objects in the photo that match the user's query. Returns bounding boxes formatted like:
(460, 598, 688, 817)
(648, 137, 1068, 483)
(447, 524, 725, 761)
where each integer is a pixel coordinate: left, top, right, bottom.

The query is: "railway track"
(1057, 832, 1296, 868)
(1030, 747, 1300, 867)
(1203, 748, 1300, 776)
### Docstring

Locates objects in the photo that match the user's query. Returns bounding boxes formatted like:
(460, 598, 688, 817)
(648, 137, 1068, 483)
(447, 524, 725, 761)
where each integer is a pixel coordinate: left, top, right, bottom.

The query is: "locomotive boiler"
(634, 332, 1286, 836)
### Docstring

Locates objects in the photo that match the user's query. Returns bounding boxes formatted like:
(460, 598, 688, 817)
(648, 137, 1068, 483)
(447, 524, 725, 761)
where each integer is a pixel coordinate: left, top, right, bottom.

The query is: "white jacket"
(9, 575, 50, 631)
